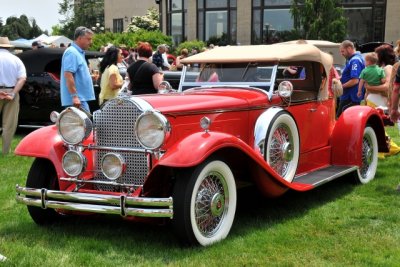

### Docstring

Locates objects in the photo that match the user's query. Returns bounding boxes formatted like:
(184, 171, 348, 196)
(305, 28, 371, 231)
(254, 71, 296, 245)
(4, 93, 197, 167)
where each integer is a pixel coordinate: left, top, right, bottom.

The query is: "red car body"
(15, 44, 389, 246)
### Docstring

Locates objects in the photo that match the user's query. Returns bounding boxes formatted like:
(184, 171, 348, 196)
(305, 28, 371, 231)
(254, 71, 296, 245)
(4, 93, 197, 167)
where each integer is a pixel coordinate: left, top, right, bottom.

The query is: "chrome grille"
(93, 98, 148, 191)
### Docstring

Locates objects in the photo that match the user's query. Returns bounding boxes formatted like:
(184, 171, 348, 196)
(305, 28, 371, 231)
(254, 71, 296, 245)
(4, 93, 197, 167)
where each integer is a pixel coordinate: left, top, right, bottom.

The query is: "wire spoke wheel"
(355, 126, 378, 184)
(173, 159, 237, 246)
(265, 112, 299, 182)
(194, 171, 228, 237)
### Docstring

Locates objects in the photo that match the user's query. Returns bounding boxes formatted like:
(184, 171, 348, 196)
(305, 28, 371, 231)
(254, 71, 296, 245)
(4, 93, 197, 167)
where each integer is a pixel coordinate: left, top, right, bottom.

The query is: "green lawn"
(1, 127, 399, 266)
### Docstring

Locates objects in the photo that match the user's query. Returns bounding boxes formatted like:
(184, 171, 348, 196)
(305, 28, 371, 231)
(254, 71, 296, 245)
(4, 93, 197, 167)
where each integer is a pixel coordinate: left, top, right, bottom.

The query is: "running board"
(293, 165, 358, 187)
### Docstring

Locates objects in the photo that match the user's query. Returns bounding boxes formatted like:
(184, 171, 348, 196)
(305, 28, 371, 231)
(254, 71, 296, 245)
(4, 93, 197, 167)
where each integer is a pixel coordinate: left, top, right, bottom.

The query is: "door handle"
(308, 108, 317, 112)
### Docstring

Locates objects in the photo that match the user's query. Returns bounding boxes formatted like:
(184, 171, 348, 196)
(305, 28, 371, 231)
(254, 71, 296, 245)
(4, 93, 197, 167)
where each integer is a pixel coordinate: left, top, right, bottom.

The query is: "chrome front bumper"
(16, 185, 173, 218)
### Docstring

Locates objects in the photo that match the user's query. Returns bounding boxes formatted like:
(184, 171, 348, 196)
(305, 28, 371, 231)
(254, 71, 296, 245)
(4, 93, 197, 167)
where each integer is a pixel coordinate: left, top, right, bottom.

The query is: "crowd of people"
(2, 26, 400, 160)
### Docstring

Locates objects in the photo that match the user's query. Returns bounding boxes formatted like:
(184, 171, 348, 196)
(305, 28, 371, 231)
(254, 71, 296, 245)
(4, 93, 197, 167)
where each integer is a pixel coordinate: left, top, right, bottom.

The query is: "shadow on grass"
(2, 176, 359, 260)
(232, 176, 356, 237)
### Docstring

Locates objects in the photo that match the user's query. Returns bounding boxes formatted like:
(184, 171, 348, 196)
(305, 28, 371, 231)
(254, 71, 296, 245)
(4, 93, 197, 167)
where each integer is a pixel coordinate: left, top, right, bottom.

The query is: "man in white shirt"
(161, 44, 171, 70)
(0, 37, 27, 154)
(151, 44, 170, 70)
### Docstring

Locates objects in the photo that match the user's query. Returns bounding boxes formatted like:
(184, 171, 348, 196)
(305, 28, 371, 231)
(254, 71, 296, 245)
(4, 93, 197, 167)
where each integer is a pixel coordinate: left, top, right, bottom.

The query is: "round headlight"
(62, 150, 86, 177)
(135, 111, 170, 150)
(278, 81, 293, 98)
(101, 153, 126, 180)
(57, 107, 92, 144)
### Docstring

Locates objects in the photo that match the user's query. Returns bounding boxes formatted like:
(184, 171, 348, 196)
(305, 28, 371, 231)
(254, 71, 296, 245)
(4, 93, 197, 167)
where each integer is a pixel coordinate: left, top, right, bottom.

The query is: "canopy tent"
(42, 35, 72, 47)
(32, 34, 49, 42)
(10, 38, 32, 50)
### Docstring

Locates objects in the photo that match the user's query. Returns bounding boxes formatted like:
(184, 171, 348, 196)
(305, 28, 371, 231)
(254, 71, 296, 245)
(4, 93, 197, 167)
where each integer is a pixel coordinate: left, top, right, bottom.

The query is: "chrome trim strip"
(86, 144, 148, 153)
(164, 103, 274, 117)
(16, 185, 173, 218)
(129, 96, 154, 111)
(59, 177, 142, 188)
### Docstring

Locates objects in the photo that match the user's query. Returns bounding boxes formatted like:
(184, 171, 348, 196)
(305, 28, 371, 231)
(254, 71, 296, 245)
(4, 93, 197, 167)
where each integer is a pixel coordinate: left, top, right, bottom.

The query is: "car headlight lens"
(101, 153, 126, 180)
(135, 111, 170, 150)
(57, 107, 92, 145)
(62, 150, 86, 177)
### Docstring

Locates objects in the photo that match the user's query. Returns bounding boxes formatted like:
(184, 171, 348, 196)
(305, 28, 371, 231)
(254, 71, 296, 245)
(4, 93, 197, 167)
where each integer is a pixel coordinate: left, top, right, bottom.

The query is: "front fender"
(155, 131, 301, 196)
(15, 126, 66, 177)
(331, 106, 387, 166)
(158, 131, 254, 167)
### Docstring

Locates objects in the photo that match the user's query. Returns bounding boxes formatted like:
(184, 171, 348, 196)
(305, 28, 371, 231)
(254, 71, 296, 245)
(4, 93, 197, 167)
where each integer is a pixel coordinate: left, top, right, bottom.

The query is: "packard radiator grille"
(93, 98, 148, 191)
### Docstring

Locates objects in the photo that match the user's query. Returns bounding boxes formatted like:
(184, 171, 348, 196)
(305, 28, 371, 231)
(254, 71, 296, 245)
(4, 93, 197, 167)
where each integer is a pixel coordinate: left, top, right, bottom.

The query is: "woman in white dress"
(365, 44, 400, 156)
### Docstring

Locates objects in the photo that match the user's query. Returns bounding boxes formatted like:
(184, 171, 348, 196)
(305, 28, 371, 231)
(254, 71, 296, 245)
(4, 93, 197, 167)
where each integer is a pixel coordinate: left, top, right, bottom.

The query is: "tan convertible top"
(278, 40, 344, 65)
(181, 44, 333, 75)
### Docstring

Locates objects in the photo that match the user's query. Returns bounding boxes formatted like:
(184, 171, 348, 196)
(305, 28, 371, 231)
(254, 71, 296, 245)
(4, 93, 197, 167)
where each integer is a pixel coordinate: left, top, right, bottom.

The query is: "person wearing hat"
(60, 26, 95, 112)
(0, 37, 26, 154)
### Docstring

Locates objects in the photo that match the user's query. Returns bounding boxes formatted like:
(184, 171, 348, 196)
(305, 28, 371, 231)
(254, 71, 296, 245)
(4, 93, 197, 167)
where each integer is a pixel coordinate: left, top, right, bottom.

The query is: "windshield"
(179, 63, 277, 92)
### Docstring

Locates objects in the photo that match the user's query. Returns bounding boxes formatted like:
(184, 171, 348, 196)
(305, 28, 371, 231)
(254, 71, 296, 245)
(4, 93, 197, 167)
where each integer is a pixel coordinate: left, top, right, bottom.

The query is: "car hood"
(138, 88, 269, 114)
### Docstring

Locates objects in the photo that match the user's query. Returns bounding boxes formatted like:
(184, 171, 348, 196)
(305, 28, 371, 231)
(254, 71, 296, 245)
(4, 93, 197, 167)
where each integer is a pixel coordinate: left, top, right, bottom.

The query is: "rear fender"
(15, 126, 67, 177)
(331, 106, 387, 166)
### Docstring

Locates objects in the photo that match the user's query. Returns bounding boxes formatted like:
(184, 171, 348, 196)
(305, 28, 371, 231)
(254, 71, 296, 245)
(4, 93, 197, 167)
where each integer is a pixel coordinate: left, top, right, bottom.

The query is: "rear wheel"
(26, 158, 62, 225)
(172, 159, 237, 246)
(354, 126, 378, 184)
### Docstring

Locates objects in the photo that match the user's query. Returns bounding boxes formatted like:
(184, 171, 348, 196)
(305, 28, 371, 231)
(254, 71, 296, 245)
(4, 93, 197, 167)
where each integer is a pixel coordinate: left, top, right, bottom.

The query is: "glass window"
(113, 19, 123, 33)
(263, 9, 293, 43)
(252, 10, 261, 44)
(230, 10, 237, 44)
(171, 0, 182, 10)
(344, 7, 373, 44)
(171, 13, 183, 44)
(205, 11, 228, 40)
(253, 0, 261, 7)
(264, 0, 291, 5)
(206, 0, 227, 8)
(198, 11, 204, 40)
(263, 9, 293, 32)
(342, 0, 372, 3)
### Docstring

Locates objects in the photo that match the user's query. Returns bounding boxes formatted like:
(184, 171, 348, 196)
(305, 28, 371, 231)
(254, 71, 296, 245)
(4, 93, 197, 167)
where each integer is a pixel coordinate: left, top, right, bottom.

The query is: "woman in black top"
(127, 42, 163, 95)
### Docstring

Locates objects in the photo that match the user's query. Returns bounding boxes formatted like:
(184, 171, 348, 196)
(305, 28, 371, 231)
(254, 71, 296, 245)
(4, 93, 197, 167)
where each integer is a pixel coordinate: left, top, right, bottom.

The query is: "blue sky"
(0, 0, 63, 33)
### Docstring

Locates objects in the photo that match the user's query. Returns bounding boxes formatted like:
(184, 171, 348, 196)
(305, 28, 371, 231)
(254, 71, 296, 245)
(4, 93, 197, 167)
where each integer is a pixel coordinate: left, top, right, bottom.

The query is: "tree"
(126, 8, 159, 33)
(291, 0, 347, 42)
(58, 0, 104, 39)
(0, 15, 43, 40)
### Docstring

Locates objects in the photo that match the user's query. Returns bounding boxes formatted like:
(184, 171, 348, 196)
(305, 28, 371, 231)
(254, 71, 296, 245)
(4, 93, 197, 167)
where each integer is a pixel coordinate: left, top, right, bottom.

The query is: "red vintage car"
(15, 44, 389, 246)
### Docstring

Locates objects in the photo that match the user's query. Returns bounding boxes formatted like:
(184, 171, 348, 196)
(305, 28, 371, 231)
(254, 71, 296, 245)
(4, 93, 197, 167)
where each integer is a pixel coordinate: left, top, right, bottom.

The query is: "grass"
(1, 127, 400, 266)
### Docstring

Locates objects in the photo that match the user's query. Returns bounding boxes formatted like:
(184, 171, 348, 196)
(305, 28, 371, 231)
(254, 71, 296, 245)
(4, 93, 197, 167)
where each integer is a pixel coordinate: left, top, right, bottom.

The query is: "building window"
(113, 18, 123, 33)
(252, 2, 294, 44)
(168, 0, 187, 45)
(197, 0, 237, 45)
(252, 0, 386, 45)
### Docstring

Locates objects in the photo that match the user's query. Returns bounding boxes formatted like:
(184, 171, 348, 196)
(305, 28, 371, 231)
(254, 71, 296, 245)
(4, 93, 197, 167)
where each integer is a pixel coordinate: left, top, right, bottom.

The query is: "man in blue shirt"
(336, 40, 365, 118)
(61, 26, 95, 112)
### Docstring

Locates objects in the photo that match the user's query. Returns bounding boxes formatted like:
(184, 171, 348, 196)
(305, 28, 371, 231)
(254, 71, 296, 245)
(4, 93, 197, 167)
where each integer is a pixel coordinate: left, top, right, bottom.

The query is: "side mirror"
(278, 81, 293, 98)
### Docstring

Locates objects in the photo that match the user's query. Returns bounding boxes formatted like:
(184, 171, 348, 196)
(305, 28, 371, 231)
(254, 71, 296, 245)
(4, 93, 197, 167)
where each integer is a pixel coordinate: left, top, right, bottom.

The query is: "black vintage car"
(17, 48, 104, 128)
(16, 48, 184, 128)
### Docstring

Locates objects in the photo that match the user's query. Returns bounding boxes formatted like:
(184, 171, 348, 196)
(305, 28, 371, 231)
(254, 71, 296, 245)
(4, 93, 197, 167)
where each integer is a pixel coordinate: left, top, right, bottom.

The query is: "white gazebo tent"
(43, 36, 73, 47)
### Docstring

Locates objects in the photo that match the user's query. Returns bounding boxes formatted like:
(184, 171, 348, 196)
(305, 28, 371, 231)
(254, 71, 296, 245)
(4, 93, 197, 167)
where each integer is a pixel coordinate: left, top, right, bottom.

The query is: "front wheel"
(354, 126, 378, 184)
(26, 158, 62, 225)
(172, 159, 237, 246)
